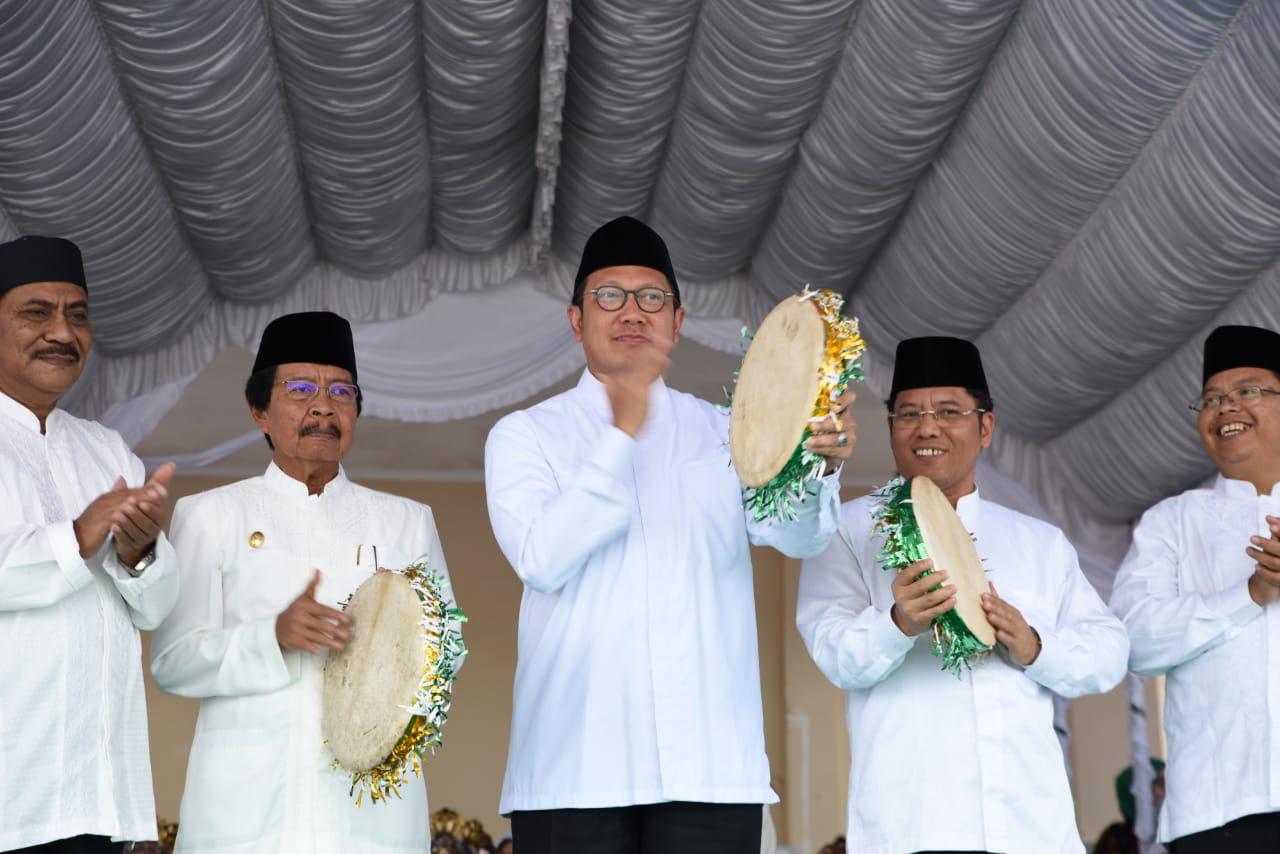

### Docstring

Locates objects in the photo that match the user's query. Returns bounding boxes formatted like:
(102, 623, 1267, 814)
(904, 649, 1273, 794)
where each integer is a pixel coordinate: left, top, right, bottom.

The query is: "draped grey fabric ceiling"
(1, 0, 1278, 540)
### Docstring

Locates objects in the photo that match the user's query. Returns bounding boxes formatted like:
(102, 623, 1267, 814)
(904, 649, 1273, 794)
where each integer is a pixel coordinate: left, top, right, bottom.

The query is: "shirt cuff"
(47, 520, 94, 591)
(1022, 626, 1061, 683)
(1208, 581, 1265, 628)
(872, 605, 917, 659)
(590, 425, 637, 484)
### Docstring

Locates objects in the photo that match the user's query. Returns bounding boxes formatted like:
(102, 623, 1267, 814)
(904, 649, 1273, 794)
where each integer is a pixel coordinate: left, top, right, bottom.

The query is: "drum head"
(731, 297, 827, 487)
(322, 572, 424, 772)
(909, 476, 997, 646)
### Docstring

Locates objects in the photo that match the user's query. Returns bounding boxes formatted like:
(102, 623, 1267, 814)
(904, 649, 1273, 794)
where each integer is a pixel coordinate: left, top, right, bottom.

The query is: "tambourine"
(322, 562, 465, 805)
(871, 475, 994, 675)
(729, 287, 866, 521)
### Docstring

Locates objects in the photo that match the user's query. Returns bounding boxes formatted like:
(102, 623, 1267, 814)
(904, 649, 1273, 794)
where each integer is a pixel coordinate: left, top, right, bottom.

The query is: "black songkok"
(0, 236, 86, 296)
(1202, 324, 1280, 384)
(889, 336, 988, 401)
(252, 311, 358, 381)
(573, 216, 681, 307)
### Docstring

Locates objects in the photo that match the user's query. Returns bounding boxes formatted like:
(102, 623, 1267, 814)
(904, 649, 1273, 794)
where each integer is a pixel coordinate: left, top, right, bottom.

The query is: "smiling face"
(249, 362, 358, 476)
(0, 281, 91, 419)
(567, 265, 685, 376)
(1198, 366, 1280, 483)
(888, 386, 995, 504)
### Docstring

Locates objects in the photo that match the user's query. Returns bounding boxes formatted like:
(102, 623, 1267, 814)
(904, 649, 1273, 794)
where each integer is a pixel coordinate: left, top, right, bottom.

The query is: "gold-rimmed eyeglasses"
(1190, 386, 1279, 413)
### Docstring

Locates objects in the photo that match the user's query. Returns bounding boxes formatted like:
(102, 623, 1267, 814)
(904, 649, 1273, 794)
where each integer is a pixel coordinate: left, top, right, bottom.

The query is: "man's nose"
(915, 414, 943, 437)
(44, 309, 77, 342)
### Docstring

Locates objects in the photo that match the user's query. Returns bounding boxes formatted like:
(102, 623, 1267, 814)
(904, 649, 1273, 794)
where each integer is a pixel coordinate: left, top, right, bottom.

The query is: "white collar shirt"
(485, 370, 841, 813)
(1110, 474, 1280, 842)
(0, 388, 179, 849)
(150, 463, 457, 854)
(797, 489, 1128, 854)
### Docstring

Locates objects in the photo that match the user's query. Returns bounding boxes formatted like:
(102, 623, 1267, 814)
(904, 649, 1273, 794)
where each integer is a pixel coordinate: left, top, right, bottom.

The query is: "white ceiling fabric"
(2, 0, 1279, 578)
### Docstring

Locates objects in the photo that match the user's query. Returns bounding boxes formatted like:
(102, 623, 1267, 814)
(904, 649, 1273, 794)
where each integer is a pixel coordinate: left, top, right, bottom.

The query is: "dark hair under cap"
(572, 216, 681, 308)
(251, 311, 358, 381)
(889, 336, 989, 402)
(1202, 324, 1280, 384)
(0, 236, 86, 296)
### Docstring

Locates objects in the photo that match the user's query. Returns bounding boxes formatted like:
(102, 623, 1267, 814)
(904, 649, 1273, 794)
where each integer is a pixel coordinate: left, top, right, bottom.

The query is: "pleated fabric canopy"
(1, 0, 1278, 569)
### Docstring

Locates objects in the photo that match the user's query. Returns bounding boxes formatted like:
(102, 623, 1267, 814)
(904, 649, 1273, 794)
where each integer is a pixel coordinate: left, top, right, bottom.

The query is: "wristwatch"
(126, 546, 158, 578)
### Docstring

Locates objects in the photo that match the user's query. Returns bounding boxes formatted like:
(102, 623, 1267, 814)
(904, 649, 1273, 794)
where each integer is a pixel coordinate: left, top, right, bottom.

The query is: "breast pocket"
(224, 545, 311, 623)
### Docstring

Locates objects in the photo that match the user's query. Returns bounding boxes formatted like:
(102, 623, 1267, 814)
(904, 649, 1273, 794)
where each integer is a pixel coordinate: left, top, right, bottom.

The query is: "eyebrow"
(897, 398, 969, 408)
(1203, 375, 1269, 393)
(19, 298, 90, 311)
(594, 278, 664, 288)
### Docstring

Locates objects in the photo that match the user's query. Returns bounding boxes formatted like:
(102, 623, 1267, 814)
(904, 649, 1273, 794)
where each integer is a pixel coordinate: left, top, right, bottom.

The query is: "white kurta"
(151, 464, 457, 854)
(485, 370, 841, 814)
(797, 489, 1128, 854)
(0, 389, 178, 849)
(1110, 475, 1280, 843)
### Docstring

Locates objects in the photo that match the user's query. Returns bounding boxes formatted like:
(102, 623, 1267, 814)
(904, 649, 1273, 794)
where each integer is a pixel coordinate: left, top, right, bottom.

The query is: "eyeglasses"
(589, 286, 674, 313)
(1190, 386, 1280, 412)
(888, 408, 987, 429)
(280, 379, 360, 405)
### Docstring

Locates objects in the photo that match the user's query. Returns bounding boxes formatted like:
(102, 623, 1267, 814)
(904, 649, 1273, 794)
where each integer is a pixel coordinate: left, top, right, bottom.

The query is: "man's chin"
(25, 363, 83, 394)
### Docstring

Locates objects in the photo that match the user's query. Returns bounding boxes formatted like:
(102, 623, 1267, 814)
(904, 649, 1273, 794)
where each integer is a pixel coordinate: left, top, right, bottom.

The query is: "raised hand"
(806, 389, 857, 471)
(112, 462, 176, 567)
(275, 570, 353, 655)
(73, 477, 132, 559)
(603, 324, 673, 437)
(1247, 515, 1280, 607)
(890, 559, 956, 637)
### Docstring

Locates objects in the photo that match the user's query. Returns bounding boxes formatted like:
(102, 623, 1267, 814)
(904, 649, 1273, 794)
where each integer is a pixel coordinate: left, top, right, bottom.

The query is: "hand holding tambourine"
(729, 288, 867, 521)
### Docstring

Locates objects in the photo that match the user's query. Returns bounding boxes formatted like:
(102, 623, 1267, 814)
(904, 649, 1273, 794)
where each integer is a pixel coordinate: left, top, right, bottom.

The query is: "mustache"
(300, 423, 341, 439)
(32, 344, 80, 361)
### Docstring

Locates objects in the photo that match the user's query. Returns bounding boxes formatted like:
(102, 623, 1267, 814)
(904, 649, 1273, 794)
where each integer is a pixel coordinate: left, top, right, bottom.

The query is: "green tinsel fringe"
(871, 476, 991, 677)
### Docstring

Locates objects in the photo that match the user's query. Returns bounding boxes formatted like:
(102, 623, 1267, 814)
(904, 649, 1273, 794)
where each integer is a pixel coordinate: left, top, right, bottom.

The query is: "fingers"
(305, 621, 350, 651)
(303, 570, 323, 600)
(114, 500, 163, 541)
(804, 423, 857, 459)
(1248, 543, 1280, 572)
(893, 566, 956, 626)
(111, 476, 128, 493)
(306, 599, 353, 627)
(892, 560, 935, 586)
(915, 592, 958, 623)
(982, 593, 1026, 632)
(147, 462, 176, 491)
(1251, 564, 1280, 588)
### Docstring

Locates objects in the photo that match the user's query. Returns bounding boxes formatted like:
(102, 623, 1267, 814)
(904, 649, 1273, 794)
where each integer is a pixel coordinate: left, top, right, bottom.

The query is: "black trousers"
(9, 836, 122, 854)
(511, 802, 763, 854)
(1168, 810, 1280, 854)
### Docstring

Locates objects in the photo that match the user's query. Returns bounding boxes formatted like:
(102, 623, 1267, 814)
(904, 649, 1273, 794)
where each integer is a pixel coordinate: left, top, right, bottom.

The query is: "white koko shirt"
(797, 489, 1128, 854)
(151, 464, 458, 854)
(1110, 475, 1280, 843)
(485, 370, 841, 813)
(0, 389, 178, 849)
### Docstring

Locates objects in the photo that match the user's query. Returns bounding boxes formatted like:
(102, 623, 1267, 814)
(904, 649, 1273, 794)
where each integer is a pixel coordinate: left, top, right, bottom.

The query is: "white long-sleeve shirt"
(1110, 475, 1280, 843)
(797, 489, 1128, 854)
(151, 464, 458, 854)
(0, 389, 178, 850)
(485, 370, 841, 813)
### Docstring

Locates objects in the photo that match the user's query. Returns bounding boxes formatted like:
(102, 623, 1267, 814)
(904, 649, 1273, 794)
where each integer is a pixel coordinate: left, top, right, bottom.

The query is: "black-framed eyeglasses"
(280, 379, 360, 405)
(1189, 386, 1280, 412)
(589, 286, 674, 313)
(888, 407, 987, 429)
